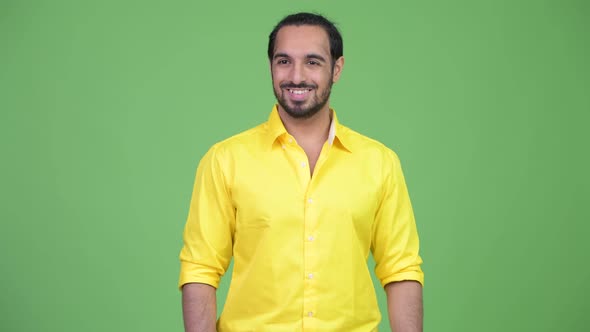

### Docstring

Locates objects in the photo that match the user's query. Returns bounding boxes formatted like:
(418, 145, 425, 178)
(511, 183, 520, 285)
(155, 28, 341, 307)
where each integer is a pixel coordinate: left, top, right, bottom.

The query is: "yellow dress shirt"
(179, 105, 423, 332)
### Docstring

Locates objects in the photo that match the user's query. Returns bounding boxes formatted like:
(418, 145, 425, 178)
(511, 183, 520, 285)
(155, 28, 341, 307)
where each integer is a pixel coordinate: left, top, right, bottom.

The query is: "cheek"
(272, 80, 282, 92)
(271, 67, 285, 79)
(270, 73, 279, 86)
(271, 74, 283, 88)
(316, 73, 332, 89)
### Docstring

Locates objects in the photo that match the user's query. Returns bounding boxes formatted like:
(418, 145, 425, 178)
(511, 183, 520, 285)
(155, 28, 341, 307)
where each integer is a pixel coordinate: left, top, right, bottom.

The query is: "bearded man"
(179, 12, 424, 332)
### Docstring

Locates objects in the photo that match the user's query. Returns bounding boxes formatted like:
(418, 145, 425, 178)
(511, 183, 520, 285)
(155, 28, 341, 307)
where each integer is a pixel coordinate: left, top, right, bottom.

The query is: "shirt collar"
(266, 104, 352, 152)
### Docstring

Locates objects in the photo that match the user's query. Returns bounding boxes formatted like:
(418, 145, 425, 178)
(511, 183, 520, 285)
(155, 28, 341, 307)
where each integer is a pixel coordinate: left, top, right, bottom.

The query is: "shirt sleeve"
(178, 144, 235, 289)
(371, 149, 424, 287)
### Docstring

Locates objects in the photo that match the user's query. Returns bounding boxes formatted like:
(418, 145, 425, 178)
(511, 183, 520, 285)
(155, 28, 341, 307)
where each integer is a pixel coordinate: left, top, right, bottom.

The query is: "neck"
(277, 105, 332, 146)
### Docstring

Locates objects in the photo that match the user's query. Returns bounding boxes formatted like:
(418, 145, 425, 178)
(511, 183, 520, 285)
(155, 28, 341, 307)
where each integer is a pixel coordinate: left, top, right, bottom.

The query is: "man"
(179, 12, 424, 332)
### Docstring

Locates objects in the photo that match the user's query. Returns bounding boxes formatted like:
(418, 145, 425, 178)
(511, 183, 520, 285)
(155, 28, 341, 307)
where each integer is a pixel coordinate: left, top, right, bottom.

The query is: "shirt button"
(288, 138, 293, 143)
(308, 273, 314, 279)
(307, 198, 313, 203)
(308, 311, 314, 317)
(281, 144, 286, 149)
(308, 235, 315, 241)
(301, 161, 306, 168)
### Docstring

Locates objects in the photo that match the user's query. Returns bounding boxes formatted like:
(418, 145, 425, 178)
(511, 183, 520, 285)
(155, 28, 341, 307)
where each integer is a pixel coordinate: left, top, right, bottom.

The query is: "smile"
(287, 88, 313, 95)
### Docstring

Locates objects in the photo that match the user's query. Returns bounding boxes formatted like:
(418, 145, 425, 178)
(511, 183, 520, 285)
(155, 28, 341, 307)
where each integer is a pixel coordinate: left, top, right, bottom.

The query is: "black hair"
(267, 12, 343, 65)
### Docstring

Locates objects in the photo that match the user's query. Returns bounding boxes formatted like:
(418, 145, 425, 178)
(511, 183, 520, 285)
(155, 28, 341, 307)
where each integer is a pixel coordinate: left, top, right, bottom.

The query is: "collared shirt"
(179, 105, 424, 332)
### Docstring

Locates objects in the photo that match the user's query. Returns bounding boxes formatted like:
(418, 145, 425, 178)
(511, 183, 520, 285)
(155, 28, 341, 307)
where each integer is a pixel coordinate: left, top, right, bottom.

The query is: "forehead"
(274, 25, 330, 57)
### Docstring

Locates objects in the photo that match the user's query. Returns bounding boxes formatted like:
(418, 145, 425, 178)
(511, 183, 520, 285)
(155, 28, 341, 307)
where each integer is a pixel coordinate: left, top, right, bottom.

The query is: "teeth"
(288, 89, 311, 95)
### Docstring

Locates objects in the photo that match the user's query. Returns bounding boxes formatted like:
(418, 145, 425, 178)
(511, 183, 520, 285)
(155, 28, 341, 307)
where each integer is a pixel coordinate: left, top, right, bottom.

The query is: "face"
(271, 25, 344, 119)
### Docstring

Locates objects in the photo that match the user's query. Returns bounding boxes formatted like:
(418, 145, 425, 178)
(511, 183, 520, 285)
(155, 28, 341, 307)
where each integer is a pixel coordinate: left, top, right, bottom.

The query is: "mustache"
(280, 83, 317, 89)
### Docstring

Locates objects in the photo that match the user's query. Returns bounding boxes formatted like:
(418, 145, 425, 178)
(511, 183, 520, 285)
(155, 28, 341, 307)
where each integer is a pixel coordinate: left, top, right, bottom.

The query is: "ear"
(331, 56, 345, 83)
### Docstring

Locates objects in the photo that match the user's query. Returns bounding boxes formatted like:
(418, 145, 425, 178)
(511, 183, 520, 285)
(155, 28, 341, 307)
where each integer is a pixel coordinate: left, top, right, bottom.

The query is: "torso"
(301, 142, 324, 175)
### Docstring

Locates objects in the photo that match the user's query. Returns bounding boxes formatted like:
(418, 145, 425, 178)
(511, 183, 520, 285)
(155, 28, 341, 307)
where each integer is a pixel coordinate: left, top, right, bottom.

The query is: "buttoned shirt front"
(179, 105, 424, 332)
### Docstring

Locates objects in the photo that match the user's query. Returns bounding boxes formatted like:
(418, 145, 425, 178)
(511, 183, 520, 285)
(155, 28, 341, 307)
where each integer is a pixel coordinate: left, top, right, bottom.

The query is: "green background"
(1, 0, 589, 331)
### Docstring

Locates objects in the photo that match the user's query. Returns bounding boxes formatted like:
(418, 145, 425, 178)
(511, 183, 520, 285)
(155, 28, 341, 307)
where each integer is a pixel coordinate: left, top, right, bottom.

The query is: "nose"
(290, 62, 306, 84)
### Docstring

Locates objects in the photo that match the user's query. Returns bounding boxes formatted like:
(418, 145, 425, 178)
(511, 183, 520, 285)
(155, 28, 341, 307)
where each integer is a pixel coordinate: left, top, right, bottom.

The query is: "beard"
(273, 79, 333, 119)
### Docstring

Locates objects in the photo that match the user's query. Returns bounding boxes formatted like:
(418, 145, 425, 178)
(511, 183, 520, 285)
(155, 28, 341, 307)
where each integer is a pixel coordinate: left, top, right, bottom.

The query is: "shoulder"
(205, 122, 268, 159)
(339, 125, 408, 189)
(339, 124, 401, 165)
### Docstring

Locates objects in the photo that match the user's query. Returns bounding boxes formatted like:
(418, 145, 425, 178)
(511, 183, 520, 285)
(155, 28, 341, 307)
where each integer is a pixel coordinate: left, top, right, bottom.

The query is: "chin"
(287, 106, 321, 119)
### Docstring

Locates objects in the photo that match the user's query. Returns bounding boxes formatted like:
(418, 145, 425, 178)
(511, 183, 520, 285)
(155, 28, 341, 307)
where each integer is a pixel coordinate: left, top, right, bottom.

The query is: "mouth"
(285, 88, 313, 100)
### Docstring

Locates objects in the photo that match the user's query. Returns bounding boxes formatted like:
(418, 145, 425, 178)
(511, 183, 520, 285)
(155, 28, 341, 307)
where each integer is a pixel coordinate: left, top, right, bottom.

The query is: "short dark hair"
(268, 12, 343, 65)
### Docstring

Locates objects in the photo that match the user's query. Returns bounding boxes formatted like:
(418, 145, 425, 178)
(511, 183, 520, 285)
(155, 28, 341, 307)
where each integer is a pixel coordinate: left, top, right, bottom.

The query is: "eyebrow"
(306, 53, 327, 62)
(273, 53, 327, 62)
(273, 53, 291, 60)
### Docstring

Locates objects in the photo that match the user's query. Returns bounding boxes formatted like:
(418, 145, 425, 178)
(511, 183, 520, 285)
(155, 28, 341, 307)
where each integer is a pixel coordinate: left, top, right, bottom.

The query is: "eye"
(276, 59, 290, 65)
(308, 60, 320, 65)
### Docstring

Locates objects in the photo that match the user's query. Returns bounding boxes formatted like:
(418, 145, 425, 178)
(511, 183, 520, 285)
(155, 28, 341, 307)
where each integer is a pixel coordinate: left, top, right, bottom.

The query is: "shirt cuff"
(380, 271, 424, 287)
(178, 260, 222, 290)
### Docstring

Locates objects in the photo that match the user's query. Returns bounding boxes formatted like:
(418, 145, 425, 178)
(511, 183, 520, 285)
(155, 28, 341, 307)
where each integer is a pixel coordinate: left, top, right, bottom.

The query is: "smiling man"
(179, 13, 424, 332)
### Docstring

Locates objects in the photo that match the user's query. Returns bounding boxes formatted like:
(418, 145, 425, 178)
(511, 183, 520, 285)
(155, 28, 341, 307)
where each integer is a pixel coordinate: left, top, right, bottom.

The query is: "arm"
(182, 283, 217, 332)
(385, 280, 423, 332)
(371, 150, 424, 331)
(179, 145, 234, 330)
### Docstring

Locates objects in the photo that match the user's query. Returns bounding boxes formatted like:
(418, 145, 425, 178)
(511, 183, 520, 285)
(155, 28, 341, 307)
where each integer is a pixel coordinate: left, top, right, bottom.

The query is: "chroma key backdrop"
(1, 1, 588, 331)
